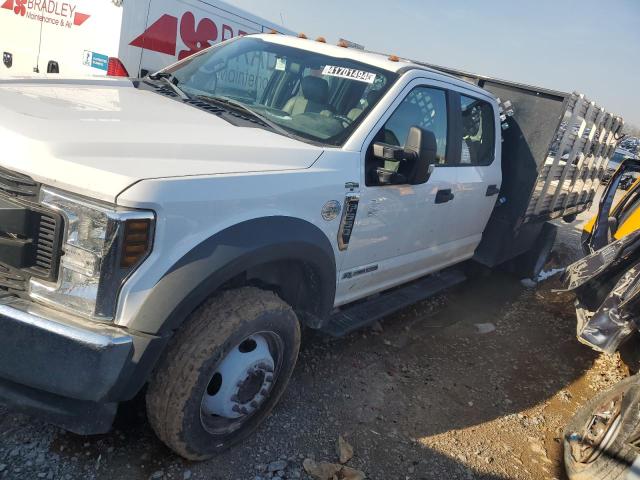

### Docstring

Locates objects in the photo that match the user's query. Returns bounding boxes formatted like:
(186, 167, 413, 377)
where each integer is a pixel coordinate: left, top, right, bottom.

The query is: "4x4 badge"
(321, 200, 341, 221)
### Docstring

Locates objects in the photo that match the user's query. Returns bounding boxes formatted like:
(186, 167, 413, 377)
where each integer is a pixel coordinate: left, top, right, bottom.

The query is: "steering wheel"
(334, 114, 354, 128)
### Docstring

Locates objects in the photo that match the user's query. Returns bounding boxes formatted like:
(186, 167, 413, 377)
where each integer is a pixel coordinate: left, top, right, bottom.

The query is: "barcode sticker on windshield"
(322, 66, 377, 83)
(275, 58, 286, 71)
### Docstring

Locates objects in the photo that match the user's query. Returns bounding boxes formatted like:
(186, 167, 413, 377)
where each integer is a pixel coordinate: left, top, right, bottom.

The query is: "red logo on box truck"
(130, 11, 248, 60)
(1, 0, 89, 26)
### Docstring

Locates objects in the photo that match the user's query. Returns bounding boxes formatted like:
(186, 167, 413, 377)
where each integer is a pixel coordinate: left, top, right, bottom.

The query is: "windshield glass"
(164, 37, 397, 145)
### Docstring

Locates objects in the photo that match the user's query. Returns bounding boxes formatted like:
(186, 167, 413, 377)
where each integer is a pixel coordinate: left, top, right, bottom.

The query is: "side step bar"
(323, 268, 466, 337)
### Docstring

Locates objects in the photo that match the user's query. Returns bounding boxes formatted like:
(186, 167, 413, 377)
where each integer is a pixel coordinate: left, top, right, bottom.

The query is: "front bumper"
(0, 296, 164, 434)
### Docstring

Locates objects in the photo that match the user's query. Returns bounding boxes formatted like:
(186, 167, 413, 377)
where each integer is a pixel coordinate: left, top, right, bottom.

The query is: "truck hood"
(0, 78, 324, 203)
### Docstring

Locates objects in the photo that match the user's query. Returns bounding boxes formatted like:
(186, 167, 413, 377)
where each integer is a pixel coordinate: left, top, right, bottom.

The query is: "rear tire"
(564, 375, 640, 480)
(146, 287, 301, 460)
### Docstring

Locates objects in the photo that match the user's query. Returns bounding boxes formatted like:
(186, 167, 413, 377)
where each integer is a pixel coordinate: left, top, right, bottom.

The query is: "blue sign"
(90, 52, 109, 71)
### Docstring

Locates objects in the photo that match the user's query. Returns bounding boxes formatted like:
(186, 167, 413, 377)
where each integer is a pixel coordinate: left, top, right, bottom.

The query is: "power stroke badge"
(337, 194, 360, 251)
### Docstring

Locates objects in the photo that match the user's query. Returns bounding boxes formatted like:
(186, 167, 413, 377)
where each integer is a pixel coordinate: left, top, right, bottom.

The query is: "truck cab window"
(460, 95, 495, 165)
(380, 87, 448, 162)
(366, 86, 448, 185)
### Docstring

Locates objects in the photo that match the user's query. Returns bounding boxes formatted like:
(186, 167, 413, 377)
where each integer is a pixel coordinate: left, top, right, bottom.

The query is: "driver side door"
(335, 80, 459, 306)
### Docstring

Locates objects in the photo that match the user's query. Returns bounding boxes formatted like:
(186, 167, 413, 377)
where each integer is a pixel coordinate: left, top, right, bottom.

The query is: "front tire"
(146, 287, 301, 460)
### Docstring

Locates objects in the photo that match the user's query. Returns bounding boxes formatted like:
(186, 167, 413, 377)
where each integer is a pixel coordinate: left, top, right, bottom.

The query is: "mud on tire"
(146, 287, 301, 460)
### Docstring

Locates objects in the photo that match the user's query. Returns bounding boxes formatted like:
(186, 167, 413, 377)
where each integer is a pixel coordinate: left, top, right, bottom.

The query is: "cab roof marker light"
(337, 40, 349, 48)
(316, 37, 327, 43)
(297, 33, 308, 39)
(388, 55, 400, 62)
(269, 29, 278, 34)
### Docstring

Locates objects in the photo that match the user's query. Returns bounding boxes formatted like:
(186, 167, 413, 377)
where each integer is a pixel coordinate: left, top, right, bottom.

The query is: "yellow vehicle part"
(583, 178, 640, 239)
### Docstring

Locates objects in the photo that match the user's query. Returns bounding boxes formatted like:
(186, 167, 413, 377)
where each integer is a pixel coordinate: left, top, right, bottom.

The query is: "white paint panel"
(0, 3, 43, 75)
(36, 0, 124, 76)
(0, 78, 322, 202)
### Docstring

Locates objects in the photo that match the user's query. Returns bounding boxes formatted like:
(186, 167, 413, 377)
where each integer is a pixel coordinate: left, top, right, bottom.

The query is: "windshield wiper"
(147, 72, 190, 100)
(196, 95, 294, 139)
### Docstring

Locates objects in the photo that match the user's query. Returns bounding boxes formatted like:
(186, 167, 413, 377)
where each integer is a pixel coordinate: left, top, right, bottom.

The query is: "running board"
(324, 268, 466, 337)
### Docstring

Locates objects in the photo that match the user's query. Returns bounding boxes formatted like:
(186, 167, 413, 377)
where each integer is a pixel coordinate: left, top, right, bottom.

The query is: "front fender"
(128, 216, 336, 335)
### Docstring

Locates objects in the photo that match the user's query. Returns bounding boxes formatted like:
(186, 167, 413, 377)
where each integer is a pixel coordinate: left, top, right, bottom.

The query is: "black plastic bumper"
(0, 377, 118, 435)
(0, 297, 163, 434)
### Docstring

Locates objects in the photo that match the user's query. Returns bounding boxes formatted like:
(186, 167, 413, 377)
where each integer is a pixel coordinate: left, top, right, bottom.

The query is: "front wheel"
(146, 287, 301, 460)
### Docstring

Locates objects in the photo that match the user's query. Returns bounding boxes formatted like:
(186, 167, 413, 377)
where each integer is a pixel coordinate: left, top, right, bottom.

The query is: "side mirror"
(372, 142, 404, 161)
(404, 126, 437, 184)
(371, 127, 437, 185)
(372, 142, 409, 185)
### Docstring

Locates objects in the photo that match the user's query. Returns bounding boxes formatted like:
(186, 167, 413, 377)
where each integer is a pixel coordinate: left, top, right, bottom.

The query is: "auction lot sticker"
(322, 65, 376, 83)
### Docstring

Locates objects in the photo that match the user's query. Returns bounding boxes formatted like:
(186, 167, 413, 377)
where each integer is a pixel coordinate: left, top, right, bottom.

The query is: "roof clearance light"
(388, 55, 400, 62)
(316, 36, 327, 43)
(337, 40, 349, 48)
(107, 57, 130, 77)
(269, 29, 278, 34)
(298, 33, 308, 39)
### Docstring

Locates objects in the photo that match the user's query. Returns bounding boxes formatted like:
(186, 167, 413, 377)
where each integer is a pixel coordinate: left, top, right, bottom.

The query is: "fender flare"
(128, 216, 337, 336)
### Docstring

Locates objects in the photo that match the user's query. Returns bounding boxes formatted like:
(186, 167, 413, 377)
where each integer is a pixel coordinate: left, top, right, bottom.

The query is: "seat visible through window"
(283, 76, 333, 116)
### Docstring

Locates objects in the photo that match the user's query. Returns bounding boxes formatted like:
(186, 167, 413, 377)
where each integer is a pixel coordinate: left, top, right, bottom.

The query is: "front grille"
(0, 166, 39, 199)
(0, 168, 63, 294)
(0, 263, 27, 294)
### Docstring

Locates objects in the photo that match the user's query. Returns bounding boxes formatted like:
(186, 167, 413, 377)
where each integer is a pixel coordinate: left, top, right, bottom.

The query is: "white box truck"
(0, 0, 294, 77)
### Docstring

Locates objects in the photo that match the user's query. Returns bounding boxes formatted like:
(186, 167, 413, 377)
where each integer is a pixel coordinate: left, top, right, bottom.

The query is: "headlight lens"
(29, 187, 154, 320)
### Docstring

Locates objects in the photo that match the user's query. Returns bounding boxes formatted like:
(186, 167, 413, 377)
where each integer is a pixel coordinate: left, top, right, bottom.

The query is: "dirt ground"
(0, 202, 632, 480)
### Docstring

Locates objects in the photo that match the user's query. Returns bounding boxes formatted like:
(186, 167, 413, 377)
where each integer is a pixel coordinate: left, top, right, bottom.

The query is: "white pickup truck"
(0, 33, 623, 459)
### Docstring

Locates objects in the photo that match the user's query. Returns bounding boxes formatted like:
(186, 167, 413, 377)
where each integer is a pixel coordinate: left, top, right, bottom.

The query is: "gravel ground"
(0, 196, 631, 480)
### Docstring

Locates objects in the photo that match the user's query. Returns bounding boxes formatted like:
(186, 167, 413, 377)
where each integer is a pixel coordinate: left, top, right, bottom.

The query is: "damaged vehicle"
(582, 158, 640, 255)
(561, 159, 640, 479)
(562, 241, 640, 479)
(0, 33, 623, 460)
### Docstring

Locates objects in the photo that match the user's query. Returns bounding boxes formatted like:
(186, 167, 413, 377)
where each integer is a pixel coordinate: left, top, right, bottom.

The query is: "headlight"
(29, 187, 155, 321)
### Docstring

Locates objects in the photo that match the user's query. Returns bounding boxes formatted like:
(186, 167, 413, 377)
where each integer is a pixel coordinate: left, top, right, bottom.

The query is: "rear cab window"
(459, 95, 495, 166)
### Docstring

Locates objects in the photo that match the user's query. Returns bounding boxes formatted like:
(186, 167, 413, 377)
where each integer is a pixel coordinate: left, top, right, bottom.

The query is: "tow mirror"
(404, 126, 437, 184)
(372, 126, 437, 185)
(372, 142, 404, 161)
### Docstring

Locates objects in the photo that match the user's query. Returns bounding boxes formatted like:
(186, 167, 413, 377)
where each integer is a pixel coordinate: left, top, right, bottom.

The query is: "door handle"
(486, 184, 500, 196)
(435, 189, 455, 204)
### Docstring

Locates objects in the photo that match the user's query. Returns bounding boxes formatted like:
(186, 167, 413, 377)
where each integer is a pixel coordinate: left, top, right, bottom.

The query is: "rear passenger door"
(444, 90, 501, 257)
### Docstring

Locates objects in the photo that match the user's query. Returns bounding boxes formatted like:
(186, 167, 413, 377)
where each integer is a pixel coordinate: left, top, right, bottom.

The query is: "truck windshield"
(163, 37, 397, 146)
